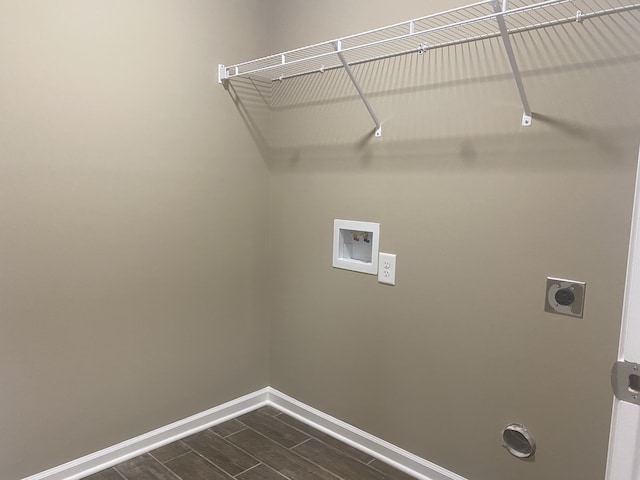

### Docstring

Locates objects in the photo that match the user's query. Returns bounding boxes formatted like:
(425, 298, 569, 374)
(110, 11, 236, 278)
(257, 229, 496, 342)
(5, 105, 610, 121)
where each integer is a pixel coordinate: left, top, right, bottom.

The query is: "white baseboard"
(266, 387, 468, 480)
(24, 386, 467, 480)
(22, 388, 270, 480)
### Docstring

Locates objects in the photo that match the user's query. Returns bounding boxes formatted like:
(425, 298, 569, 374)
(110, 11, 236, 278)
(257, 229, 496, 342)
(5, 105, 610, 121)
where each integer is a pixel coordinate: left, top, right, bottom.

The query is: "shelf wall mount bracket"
(334, 40, 382, 138)
(218, 64, 229, 84)
(494, 0, 532, 127)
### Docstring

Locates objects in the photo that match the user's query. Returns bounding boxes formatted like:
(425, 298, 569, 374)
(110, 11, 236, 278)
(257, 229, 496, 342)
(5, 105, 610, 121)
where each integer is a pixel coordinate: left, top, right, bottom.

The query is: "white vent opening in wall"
(332, 219, 380, 275)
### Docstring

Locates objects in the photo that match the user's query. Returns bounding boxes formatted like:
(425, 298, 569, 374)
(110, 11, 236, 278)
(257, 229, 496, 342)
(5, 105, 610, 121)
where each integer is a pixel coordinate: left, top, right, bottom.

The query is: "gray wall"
(0, 2, 271, 479)
(266, 1, 640, 480)
(2, 2, 640, 480)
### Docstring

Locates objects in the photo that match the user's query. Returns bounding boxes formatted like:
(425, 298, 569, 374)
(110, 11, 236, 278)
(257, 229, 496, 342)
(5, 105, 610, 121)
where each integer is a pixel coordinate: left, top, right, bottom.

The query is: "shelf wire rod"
(447, 8, 496, 37)
(506, 2, 639, 34)
(517, 8, 546, 25)
(227, 0, 569, 80)
(517, 2, 559, 26)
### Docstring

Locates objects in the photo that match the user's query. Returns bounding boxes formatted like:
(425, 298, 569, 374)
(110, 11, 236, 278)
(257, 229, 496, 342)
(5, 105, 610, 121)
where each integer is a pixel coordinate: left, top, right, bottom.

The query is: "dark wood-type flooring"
(83, 405, 417, 480)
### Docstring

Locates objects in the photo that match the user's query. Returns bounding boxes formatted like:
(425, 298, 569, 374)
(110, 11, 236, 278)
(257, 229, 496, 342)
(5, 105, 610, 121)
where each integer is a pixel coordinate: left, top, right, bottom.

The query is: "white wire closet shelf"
(218, 0, 640, 136)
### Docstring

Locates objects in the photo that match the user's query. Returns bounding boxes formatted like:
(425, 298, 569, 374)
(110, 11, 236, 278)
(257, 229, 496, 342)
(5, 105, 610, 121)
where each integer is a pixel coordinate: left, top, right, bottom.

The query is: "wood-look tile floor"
(83, 405, 416, 480)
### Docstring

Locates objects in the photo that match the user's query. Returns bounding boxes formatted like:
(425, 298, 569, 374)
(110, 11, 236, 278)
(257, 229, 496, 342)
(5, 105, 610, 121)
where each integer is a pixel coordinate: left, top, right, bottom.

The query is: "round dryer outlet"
(544, 277, 586, 318)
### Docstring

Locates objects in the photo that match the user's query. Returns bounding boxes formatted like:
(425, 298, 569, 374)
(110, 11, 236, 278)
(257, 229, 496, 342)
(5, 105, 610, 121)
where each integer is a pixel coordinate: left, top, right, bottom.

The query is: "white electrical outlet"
(378, 253, 396, 286)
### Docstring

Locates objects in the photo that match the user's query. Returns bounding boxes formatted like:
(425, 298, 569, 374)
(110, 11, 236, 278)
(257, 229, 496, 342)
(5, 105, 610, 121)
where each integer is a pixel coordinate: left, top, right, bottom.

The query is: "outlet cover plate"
(378, 253, 396, 285)
(544, 277, 586, 318)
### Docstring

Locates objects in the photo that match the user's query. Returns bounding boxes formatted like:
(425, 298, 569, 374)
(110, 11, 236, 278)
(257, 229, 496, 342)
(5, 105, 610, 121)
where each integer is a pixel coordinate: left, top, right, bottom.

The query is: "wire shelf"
(219, 0, 639, 83)
(219, 0, 639, 134)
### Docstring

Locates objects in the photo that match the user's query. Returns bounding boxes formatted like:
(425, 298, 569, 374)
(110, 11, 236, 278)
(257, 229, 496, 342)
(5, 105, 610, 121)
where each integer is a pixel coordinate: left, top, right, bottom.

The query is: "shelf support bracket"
(493, 1, 532, 126)
(334, 41, 382, 137)
(218, 64, 229, 84)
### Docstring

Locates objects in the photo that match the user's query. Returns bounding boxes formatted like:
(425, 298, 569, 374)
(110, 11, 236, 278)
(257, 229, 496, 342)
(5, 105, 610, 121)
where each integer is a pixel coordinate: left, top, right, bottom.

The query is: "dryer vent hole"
(502, 424, 536, 459)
